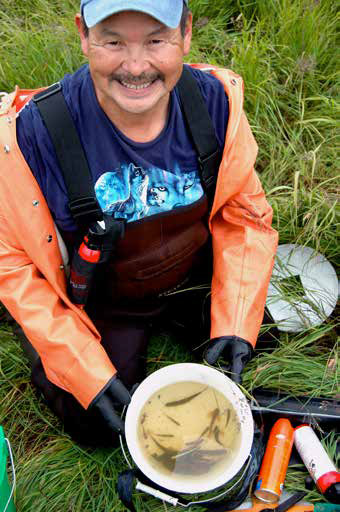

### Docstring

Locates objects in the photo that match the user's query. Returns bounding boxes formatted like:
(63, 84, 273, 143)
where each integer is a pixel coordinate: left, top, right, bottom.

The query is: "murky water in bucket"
(137, 381, 241, 483)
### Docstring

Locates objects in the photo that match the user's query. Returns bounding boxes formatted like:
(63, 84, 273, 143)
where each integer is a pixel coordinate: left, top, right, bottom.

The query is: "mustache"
(109, 72, 164, 84)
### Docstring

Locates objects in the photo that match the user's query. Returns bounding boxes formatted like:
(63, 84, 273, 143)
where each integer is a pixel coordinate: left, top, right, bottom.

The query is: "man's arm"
(0, 97, 131, 437)
(205, 76, 278, 380)
(0, 100, 117, 409)
(210, 147, 278, 346)
(0, 212, 117, 408)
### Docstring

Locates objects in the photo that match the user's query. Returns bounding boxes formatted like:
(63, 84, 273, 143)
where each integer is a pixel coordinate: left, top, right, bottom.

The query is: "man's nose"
(121, 45, 150, 76)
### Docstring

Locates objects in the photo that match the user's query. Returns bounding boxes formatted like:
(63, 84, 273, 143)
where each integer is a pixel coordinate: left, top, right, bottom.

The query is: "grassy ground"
(0, 0, 339, 511)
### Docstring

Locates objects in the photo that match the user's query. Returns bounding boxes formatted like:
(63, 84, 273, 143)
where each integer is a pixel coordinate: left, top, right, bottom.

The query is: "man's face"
(76, 9, 192, 117)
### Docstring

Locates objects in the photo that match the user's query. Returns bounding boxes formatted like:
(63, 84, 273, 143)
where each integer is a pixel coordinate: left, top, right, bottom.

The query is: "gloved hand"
(203, 336, 253, 384)
(89, 375, 131, 435)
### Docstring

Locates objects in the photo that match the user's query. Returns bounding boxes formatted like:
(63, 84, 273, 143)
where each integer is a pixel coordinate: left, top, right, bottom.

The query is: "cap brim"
(83, 0, 184, 29)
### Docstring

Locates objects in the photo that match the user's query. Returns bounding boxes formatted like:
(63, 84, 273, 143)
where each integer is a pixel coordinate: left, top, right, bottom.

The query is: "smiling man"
(0, 0, 278, 446)
(76, 4, 192, 138)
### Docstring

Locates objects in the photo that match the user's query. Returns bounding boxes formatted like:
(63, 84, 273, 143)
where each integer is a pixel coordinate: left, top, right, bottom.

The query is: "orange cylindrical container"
(254, 418, 294, 503)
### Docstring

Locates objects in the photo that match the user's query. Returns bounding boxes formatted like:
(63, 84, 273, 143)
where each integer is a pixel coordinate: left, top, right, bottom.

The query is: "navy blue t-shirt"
(17, 64, 229, 231)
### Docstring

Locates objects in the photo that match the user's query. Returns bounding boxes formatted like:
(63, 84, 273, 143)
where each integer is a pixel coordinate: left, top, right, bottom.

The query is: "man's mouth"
(111, 72, 163, 93)
(119, 80, 156, 90)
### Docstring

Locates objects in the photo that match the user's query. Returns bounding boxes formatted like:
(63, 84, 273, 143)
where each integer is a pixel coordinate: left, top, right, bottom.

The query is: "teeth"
(120, 81, 153, 90)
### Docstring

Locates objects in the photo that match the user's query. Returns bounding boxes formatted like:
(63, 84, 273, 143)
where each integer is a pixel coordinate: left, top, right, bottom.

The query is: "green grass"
(0, 0, 339, 510)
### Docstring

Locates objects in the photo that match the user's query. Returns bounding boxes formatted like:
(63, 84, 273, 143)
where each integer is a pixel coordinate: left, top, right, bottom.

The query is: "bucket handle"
(135, 482, 179, 506)
(134, 454, 252, 508)
(3, 439, 16, 512)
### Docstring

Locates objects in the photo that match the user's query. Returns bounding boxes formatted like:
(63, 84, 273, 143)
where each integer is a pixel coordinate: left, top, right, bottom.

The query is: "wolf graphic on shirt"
(95, 165, 204, 222)
(147, 169, 203, 214)
(95, 163, 149, 221)
(110, 165, 149, 220)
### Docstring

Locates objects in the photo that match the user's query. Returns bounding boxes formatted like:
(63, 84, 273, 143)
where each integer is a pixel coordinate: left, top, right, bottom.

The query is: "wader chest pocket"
(106, 221, 209, 300)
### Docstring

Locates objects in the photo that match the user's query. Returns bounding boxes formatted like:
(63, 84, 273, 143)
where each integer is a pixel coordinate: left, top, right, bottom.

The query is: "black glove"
(89, 375, 131, 435)
(203, 336, 253, 384)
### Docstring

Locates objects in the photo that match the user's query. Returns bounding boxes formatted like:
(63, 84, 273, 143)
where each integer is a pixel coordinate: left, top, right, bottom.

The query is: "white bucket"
(125, 363, 254, 494)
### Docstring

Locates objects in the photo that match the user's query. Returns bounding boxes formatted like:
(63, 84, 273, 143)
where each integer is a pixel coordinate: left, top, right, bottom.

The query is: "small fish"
(155, 434, 174, 438)
(198, 426, 209, 438)
(185, 438, 204, 448)
(212, 388, 220, 411)
(224, 409, 231, 428)
(164, 414, 181, 426)
(142, 426, 148, 440)
(165, 387, 208, 407)
(208, 408, 219, 435)
(214, 425, 224, 447)
(140, 413, 147, 425)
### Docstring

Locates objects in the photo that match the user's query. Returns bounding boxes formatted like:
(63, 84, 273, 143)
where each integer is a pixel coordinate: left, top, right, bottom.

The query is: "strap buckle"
(198, 148, 221, 189)
(33, 82, 62, 103)
(69, 197, 102, 223)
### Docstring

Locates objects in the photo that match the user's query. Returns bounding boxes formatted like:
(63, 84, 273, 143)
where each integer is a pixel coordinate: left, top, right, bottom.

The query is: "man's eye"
(106, 41, 120, 47)
(149, 39, 163, 45)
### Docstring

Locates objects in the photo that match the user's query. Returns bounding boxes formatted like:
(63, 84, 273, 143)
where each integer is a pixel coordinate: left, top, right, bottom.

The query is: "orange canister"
(254, 418, 294, 503)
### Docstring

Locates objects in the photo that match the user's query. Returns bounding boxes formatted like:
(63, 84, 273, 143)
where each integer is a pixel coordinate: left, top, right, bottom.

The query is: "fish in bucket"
(119, 363, 259, 509)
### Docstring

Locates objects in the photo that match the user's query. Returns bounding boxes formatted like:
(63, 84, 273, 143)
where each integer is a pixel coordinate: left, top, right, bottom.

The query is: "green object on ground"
(0, 427, 15, 512)
(315, 505, 340, 511)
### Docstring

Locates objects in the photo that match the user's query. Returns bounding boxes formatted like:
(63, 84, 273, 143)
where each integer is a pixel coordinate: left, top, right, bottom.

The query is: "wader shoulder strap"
(33, 83, 102, 226)
(177, 66, 222, 203)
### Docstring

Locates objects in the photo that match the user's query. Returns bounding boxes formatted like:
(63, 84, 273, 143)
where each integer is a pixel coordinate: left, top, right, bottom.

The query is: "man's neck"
(98, 93, 170, 143)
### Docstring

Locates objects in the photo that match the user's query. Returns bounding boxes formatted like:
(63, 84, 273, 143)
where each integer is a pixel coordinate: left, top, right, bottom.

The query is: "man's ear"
(75, 13, 89, 57)
(183, 12, 193, 55)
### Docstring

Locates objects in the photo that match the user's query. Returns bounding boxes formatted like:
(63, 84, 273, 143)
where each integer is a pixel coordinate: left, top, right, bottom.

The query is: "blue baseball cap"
(81, 0, 189, 29)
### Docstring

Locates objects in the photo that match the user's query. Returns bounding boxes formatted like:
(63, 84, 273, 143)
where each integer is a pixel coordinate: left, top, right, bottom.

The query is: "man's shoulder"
(185, 64, 227, 98)
(17, 64, 89, 119)
(59, 64, 90, 102)
(16, 64, 89, 146)
(179, 65, 230, 148)
(187, 64, 244, 97)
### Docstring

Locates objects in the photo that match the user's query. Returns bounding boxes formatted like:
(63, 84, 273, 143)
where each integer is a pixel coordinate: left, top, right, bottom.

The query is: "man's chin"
(115, 97, 166, 116)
